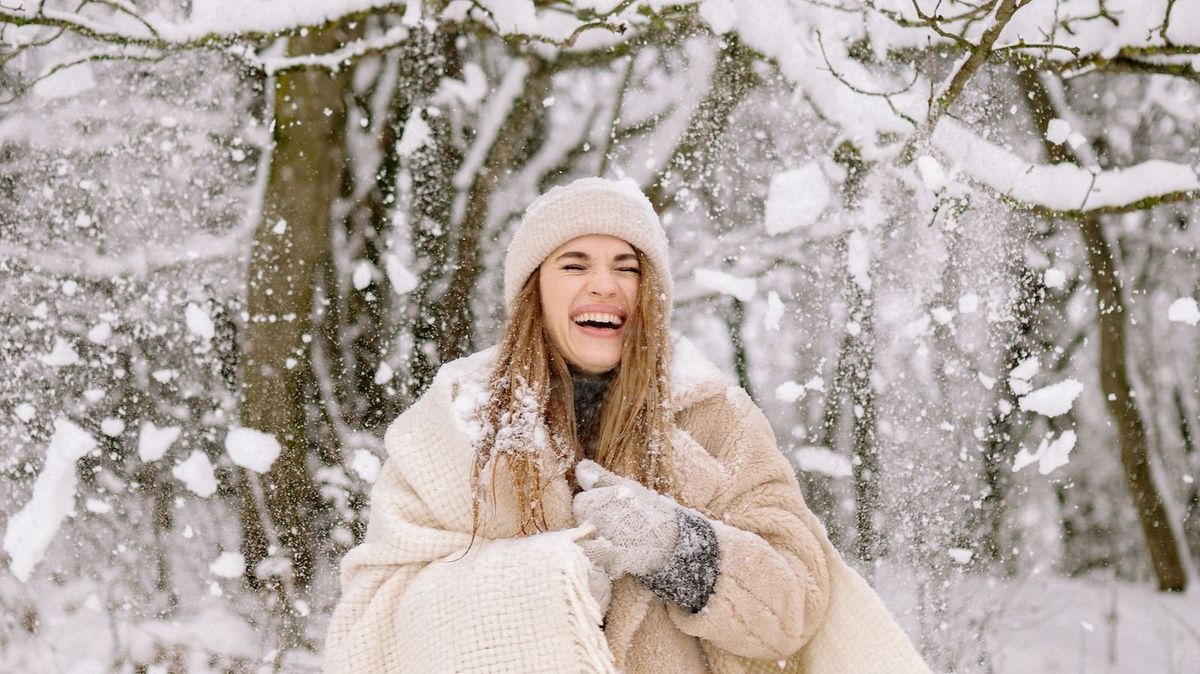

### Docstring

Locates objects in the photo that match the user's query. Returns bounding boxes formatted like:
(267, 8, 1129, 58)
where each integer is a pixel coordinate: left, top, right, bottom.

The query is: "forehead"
(547, 234, 636, 258)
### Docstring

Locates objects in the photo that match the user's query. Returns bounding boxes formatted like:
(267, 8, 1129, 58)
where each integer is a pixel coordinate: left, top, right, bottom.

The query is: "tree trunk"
(644, 34, 758, 212)
(846, 274, 884, 562)
(1019, 69, 1187, 591)
(1176, 389, 1200, 564)
(1079, 214, 1187, 591)
(724, 297, 754, 398)
(328, 26, 460, 423)
(240, 24, 355, 589)
(829, 141, 883, 562)
(391, 29, 464, 399)
(812, 330, 854, 548)
(976, 265, 1041, 573)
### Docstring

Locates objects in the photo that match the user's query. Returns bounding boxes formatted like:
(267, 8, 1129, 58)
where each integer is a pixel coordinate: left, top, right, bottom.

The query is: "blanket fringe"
(563, 539, 618, 673)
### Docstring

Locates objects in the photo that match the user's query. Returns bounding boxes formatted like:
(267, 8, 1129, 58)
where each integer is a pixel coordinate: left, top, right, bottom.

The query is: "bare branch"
(1059, 44, 1200, 80)
(0, 2, 408, 51)
(462, 0, 638, 50)
(0, 0, 689, 80)
(544, 0, 639, 49)
(908, 0, 978, 49)
(80, 0, 161, 40)
(897, 0, 1022, 161)
(256, 24, 410, 75)
(0, 44, 165, 104)
(992, 40, 1079, 57)
(871, 0, 996, 34)
(0, 4, 173, 48)
(927, 0, 1019, 128)
(1157, 0, 1179, 44)
(551, 7, 698, 70)
(985, 182, 1200, 219)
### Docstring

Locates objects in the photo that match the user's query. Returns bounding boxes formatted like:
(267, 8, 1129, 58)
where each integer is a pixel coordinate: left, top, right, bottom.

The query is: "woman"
(323, 178, 929, 673)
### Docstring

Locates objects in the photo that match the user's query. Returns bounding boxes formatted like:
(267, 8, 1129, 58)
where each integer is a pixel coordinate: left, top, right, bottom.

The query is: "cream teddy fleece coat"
(323, 339, 930, 674)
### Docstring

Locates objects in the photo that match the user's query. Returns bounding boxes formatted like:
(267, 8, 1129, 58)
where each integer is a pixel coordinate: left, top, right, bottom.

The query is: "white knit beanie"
(503, 177, 672, 313)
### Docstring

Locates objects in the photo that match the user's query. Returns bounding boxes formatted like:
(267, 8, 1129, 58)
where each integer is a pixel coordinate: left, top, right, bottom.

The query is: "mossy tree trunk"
(239, 24, 356, 590)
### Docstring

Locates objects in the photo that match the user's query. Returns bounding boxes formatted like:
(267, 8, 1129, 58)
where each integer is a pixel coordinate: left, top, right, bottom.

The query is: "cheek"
(538, 276, 571, 332)
(619, 278, 641, 307)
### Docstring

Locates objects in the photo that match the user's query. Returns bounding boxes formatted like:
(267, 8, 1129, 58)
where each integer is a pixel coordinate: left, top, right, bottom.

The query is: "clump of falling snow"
(185, 302, 214, 341)
(1019, 379, 1083, 418)
(1167, 297, 1199, 326)
(138, 422, 181, 462)
(39, 337, 80, 367)
(693, 268, 756, 302)
(1045, 118, 1071, 145)
(209, 551, 244, 579)
(225, 427, 281, 473)
(775, 380, 806, 403)
(172, 451, 218, 498)
(351, 449, 382, 483)
(764, 163, 830, 235)
(4, 418, 97, 581)
(1013, 430, 1077, 475)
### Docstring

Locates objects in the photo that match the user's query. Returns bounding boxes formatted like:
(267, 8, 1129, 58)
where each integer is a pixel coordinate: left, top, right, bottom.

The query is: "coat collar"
(666, 336, 735, 411)
(439, 336, 734, 413)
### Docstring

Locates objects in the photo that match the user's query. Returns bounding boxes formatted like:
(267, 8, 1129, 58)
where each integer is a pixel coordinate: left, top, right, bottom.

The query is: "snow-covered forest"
(2, 0, 1199, 671)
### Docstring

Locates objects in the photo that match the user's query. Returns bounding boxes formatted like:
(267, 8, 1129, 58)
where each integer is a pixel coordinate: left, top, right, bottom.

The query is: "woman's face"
(538, 234, 641, 374)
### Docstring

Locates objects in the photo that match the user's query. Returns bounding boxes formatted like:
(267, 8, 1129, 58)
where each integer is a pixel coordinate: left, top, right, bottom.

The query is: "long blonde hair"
(471, 249, 674, 535)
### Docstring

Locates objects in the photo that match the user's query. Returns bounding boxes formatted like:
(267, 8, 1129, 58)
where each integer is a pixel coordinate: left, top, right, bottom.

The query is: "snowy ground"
(874, 567, 1200, 674)
(3, 567, 1196, 673)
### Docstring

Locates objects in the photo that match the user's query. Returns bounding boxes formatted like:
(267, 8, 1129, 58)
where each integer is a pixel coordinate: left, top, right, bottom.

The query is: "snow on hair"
(472, 249, 675, 537)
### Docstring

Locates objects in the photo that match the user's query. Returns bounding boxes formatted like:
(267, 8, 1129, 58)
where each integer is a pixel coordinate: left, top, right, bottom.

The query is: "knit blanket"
(324, 348, 616, 674)
(390, 526, 614, 672)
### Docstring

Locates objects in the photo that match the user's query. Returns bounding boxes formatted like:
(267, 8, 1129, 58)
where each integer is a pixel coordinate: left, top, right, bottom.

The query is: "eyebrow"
(553, 251, 640, 264)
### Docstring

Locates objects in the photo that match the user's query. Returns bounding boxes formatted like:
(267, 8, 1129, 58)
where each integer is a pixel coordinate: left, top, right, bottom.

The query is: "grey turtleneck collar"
(568, 365, 721, 614)
(570, 367, 613, 457)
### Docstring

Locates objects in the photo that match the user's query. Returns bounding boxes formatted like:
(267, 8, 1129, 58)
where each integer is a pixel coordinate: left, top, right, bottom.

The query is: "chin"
(575, 353, 621, 373)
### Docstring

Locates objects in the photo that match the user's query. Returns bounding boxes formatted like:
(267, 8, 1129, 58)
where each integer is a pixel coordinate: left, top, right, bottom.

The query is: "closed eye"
(562, 264, 587, 271)
(617, 267, 641, 274)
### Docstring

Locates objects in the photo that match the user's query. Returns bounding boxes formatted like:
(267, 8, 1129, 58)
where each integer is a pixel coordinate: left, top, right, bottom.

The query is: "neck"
(568, 364, 615, 381)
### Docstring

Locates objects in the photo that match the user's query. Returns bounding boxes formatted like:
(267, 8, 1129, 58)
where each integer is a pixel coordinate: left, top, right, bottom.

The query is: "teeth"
(574, 312, 623, 326)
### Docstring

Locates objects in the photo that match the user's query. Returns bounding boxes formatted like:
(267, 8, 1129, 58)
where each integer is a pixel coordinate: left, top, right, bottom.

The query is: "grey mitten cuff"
(638, 508, 720, 613)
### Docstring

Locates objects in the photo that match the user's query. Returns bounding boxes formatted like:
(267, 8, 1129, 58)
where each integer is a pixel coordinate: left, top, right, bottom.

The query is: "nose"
(585, 268, 618, 297)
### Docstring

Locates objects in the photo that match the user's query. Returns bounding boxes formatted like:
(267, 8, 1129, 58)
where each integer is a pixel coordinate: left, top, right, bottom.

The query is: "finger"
(575, 459, 627, 490)
(578, 538, 620, 577)
(567, 521, 597, 541)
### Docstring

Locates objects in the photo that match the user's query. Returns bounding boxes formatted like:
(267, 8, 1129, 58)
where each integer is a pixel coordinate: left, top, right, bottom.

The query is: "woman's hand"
(572, 460, 681, 579)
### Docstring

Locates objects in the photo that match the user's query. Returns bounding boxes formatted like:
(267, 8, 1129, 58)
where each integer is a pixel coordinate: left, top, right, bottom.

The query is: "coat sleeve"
(666, 386, 832, 661)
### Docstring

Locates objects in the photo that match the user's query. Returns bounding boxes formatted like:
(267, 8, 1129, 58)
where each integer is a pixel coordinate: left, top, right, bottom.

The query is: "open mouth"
(571, 308, 626, 334)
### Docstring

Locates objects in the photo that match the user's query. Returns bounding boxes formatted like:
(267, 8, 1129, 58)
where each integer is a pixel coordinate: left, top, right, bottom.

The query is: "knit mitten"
(574, 460, 721, 613)
(573, 460, 680, 578)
